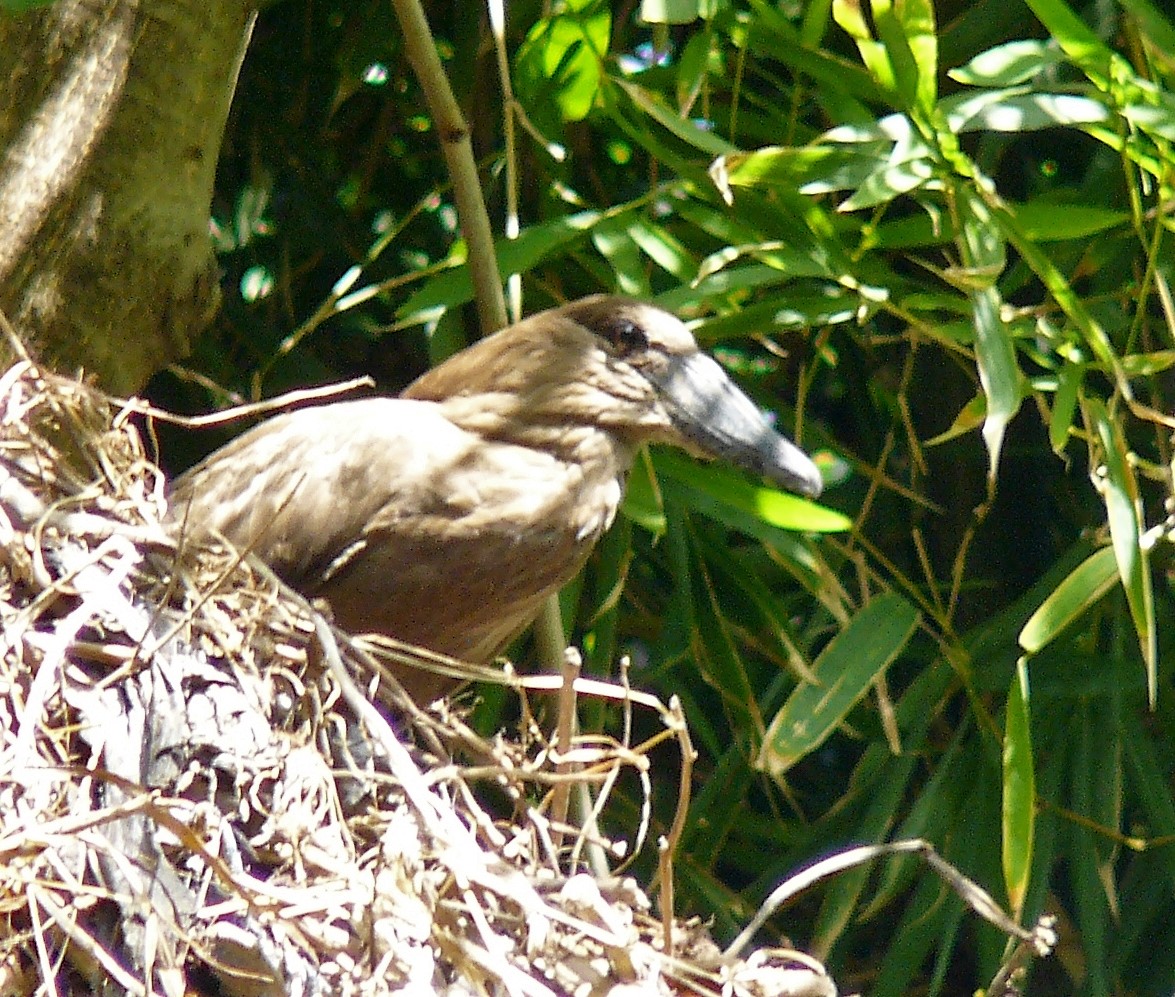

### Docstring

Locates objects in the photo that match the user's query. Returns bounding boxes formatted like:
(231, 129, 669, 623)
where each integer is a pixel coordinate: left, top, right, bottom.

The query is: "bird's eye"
(607, 318, 647, 354)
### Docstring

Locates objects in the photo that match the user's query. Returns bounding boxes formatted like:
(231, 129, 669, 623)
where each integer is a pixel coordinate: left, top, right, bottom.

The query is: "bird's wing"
(169, 397, 474, 587)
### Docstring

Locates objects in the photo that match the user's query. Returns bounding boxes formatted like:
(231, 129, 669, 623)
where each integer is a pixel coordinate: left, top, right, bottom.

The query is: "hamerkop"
(170, 295, 823, 703)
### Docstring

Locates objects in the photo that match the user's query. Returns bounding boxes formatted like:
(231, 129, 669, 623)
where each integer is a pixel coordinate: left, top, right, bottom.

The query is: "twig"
(725, 838, 1057, 972)
(111, 377, 375, 429)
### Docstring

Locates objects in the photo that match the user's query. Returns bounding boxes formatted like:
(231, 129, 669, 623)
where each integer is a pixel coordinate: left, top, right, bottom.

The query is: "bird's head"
(403, 295, 823, 498)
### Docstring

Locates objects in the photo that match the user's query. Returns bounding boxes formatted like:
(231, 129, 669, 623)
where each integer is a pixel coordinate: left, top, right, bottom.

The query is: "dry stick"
(724, 838, 1057, 968)
(388, 0, 568, 692)
(111, 378, 375, 429)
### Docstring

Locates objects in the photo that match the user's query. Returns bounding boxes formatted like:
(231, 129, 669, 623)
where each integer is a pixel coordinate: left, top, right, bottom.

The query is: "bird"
(168, 295, 823, 704)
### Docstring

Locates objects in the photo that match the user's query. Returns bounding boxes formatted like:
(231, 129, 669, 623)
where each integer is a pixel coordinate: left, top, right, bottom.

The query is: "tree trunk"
(0, 0, 253, 394)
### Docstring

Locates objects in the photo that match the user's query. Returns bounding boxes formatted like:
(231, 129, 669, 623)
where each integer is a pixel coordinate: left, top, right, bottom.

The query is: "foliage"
(153, 0, 1175, 993)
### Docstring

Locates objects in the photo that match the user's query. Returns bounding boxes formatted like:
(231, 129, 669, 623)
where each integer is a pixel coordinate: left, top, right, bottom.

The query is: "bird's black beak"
(651, 352, 824, 499)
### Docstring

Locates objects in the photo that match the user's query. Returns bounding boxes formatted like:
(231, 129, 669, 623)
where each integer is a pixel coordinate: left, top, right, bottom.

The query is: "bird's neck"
(435, 391, 635, 547)
(438, 391, 638, 469)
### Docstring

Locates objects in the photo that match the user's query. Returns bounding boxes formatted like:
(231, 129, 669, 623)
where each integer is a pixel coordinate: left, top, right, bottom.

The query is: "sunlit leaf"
(923, 394, 985, 447)
(615, 79, 737, 154)
(1121, 101, 1175, 141)
(758, 593, 920, 776)
(1089, 398, 1157, 705)
(837, 146, 935, 212)
(949, 40, 1065, 87)
(654, 449, 851, 534)
(871, 0, 937, 115)
(960, 195, 1021, 480)
(832, 0, 896, 97)
(695, 241, 835, 283)
(592, 217, 651, 298)
(640, 0, 703, 23)
(1018, 545, 1118, 654)
(944, 89, 1109, 133)
(628, 217, 695, 280)
(397, 209, 605, 317)
(1020, 0, 1116, 84)
(700, 143, 869, 192)
(515, 5, 611, 121)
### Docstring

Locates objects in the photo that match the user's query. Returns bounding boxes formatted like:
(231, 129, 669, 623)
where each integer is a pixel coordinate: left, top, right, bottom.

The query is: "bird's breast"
(312, 432, 627, 666)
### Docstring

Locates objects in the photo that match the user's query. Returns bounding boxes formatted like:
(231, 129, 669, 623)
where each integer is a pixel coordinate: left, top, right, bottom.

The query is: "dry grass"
(0, 360, 838, 996)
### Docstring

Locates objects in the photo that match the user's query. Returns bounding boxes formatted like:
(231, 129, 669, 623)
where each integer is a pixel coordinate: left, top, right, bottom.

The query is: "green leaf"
(1003, 660, 1035, 921)
(695, 240, 837, 284)
(757, 592, 920, 776)
(949, 40, 1065, 87)
(838, 145, 935, 212)
(923, 394, 985, 447)
(515, 6, 611, 122)
(832, 0, 897, 98)
(688, 527, 761, 731)
(627, 217, 696, 281)
(1014, 201, 1128, 241)
(943, 89, 1110, 134)
(870, 0, 937, 115)
(620, 449, 667, 533)
(960, 194, 1021, 480)
(1048, 362, 1083, 454)
(654, 449, 852, 534)
(986, 198, 1128, 392)
(972, 286, 1019, 478)
(614, 79, 737, 155)
(1020, 0, 1115, 85)
(1121, 350, 1175, 377)
(708, 144, 867, 195)
(745, 0, 881, 102)
(1118, 0, 1175, 61)
(1018, 545, 1118, 655)
(1089, 398, 1157, 705)
(591, 217, 651, 298)
(641, 0, 713, 23)
(1121, 100, 1175, 142)
(396, 209, 604, 317)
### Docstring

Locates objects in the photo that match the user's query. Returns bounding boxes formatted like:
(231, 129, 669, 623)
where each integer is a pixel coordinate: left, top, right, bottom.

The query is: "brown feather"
(169, 295, 822, 704)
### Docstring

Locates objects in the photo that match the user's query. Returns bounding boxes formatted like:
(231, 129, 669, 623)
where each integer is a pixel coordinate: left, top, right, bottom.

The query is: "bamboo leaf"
(949, 40, 1065, 87)
(1019, 546, 1118, 654)
(757, 593, 920, 776)
(959, 194, 1021, 480)
(1003, 660, 1035, 921)
(871, 0, 937, 115)
(654, 449, 851, 534)
(1089, 398, 1157, 705)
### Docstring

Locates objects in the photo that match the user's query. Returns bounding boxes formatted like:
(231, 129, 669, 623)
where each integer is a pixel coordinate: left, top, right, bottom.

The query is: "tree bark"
(0, 0, 253, 394)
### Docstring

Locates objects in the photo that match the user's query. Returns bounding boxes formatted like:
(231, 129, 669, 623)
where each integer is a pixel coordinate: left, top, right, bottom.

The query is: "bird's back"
(170, 395, 627, 700)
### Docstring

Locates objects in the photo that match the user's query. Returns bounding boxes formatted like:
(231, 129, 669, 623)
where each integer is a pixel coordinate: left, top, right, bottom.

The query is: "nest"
(0, 360, 841, 997)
